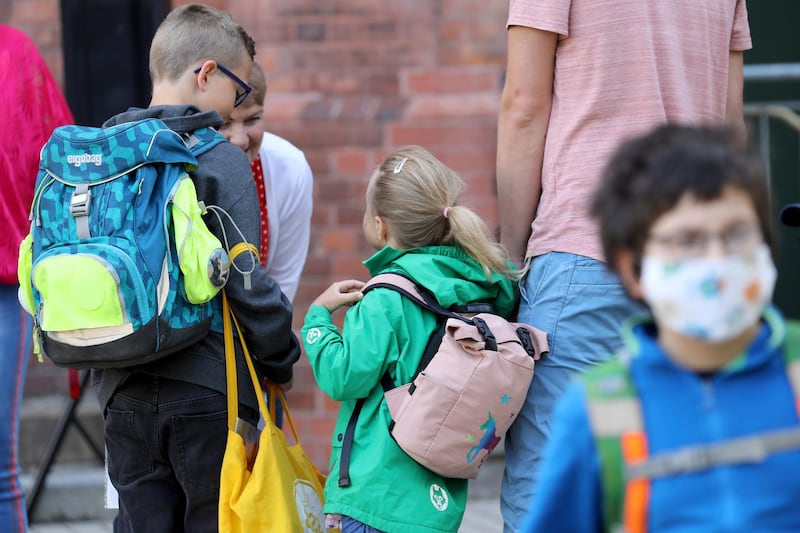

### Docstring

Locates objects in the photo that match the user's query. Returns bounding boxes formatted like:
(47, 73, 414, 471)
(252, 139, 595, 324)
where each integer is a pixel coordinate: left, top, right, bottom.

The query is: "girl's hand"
(313, 279, 365, 313)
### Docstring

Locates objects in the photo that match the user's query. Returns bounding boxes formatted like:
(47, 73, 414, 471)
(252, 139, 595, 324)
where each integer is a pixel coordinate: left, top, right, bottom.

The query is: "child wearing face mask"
(521, 124, 800, 532)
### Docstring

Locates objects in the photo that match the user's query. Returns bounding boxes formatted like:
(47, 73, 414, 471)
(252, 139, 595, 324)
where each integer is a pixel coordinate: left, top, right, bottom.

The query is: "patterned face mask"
(640, 244, 777, 343)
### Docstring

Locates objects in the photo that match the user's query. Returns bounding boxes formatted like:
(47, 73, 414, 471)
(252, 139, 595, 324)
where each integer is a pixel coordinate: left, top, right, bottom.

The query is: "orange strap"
(621, 430, 650, 533)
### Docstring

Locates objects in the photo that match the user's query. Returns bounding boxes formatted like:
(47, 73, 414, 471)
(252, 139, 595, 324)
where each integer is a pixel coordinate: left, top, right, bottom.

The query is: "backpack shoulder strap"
(363, 271, 503, 377)
(783, 320, 800, 413)
(362, 272, 454, 388)
(584, 354, 649, 533)
(183, 127, 226, 158)
(363, 273, 454, 318)
(364, 271, 494, 317)
(339, 273, 470, 488)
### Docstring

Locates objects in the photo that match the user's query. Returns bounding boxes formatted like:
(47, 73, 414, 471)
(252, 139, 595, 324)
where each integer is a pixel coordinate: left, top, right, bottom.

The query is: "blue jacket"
(523, 307, 800, 532)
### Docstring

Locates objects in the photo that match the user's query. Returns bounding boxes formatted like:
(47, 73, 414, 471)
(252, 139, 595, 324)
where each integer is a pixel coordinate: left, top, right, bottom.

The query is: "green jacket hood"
(364, 245, 517, 316)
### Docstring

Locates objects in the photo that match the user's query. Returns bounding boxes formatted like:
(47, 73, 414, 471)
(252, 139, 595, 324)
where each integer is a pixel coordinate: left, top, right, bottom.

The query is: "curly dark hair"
(591, 124, 773, 273)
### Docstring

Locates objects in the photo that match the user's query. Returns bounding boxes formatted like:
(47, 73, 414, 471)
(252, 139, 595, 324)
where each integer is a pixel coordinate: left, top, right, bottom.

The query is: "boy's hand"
(313, 280, 365, 313)
(262, 377, 293, 393)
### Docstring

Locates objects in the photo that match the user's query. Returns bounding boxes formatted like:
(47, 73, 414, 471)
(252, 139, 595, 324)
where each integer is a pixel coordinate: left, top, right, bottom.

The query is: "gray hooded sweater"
(91, 105, 300, 411)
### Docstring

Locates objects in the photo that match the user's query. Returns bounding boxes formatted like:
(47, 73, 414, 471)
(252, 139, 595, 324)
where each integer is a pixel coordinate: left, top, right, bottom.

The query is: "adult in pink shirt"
(496, 1, 751, 529)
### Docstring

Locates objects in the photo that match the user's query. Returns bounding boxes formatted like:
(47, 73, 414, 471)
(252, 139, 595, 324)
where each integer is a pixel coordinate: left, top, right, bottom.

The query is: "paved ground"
(28, 499, 502, 533)
(26, 458, 505, 532)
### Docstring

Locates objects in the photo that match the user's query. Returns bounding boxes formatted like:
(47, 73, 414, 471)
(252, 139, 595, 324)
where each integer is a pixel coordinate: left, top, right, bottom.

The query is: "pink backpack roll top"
(338, 273, 549, 485)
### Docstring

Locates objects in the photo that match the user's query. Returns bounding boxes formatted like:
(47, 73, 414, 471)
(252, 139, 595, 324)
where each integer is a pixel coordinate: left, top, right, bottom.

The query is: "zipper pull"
(32, 324, 43, 362)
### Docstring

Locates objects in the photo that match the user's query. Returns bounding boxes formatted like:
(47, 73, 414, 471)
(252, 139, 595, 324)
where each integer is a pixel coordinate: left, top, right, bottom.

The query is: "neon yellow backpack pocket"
(17, 233, 35, 315)
(171, 177, 229, 304)
(32, 253, 126, 331)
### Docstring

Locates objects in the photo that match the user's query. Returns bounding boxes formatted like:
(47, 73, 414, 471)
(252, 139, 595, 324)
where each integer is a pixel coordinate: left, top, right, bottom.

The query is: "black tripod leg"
(72, 416, 105, 463)
(26, 370, 99, 519)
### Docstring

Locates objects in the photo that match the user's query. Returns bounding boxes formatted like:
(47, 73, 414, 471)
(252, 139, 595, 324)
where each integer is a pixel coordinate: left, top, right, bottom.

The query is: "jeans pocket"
(105, 407, 153, 484)
(172, 408, 228, 494)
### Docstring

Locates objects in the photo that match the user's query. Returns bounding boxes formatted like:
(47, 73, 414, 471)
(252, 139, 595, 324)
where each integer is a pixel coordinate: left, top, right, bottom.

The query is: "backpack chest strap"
(626, 426, 800, 481)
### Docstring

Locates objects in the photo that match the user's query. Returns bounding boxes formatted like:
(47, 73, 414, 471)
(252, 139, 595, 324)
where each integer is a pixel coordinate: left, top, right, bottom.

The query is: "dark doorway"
(61, 0, 169, 126)
(744, 4, 800, 319)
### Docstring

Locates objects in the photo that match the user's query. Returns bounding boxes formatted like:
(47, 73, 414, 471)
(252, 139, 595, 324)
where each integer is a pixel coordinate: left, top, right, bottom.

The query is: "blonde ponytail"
(444, 205, 520, 279)
(368, 145, 519, 280)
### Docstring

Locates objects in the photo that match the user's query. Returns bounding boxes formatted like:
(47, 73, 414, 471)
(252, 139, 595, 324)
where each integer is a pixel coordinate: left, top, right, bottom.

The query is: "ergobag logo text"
(66, 153, 103, 167)
(18, 118, 230, 368)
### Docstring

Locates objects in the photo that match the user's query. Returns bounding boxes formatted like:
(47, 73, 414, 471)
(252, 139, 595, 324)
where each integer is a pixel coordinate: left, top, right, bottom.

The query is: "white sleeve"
(261, 132, 313, 302)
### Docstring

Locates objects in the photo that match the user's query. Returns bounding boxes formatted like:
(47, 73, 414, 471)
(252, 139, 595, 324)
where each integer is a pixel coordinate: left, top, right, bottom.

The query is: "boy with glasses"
(193, 63, 252, 108)
(93, 5, 299, 532)
(521, 124, 800, 532)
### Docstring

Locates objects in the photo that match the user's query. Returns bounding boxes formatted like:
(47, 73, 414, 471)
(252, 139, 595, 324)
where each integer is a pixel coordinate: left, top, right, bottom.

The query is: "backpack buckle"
(70, 185, 92, 239)
(516, 327, 536, 358)
(472, 316, 497, 351)
(660, 447, 710, 474)
(69, 187, 92, 217)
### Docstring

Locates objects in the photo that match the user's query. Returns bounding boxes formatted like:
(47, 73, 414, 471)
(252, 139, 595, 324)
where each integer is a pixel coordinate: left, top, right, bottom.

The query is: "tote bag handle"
(267, 383, 302, 444)
(222, 291, 304, 443)
(222, 291, 269, 429)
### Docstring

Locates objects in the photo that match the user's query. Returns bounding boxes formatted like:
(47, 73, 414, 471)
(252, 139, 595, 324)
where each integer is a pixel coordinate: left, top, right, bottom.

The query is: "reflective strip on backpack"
(587, 396, 644, 437)
(626, 426, 800, 481)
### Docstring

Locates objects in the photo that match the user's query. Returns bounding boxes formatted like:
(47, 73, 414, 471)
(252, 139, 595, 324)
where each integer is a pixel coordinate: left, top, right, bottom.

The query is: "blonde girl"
(302, 146, 519, 533)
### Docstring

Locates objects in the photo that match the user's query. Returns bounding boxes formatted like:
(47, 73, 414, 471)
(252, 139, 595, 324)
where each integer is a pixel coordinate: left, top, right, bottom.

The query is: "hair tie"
(443, 207, 451, 219)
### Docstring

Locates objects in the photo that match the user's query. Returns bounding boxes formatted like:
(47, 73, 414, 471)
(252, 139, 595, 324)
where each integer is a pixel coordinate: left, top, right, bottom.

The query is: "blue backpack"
(18, 118, 232, 369)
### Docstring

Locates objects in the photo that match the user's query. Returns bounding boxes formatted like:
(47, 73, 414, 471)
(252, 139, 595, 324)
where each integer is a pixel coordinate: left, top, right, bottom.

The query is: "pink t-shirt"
(507, 0, 752, 262)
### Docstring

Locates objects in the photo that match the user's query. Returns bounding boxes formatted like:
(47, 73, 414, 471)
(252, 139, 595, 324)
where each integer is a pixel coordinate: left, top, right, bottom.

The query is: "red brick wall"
(17, 0, 509, 471)
(3, 0, 66, 87)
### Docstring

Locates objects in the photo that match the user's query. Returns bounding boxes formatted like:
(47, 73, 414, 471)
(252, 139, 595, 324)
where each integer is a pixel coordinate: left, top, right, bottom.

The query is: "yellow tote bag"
(219, 292, 326, 533)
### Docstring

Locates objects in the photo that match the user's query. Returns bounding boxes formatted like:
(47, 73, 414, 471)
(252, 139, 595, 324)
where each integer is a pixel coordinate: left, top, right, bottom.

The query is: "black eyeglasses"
(194, 63, 252, 107)
(648, 223, 763, 259)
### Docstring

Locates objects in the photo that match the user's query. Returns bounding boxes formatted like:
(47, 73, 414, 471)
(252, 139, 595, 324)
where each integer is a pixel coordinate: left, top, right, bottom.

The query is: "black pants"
(104, 374, 256, 533)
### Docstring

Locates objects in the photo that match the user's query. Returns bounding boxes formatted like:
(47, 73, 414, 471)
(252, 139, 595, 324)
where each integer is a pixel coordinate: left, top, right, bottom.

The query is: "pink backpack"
(338, 273, 548, 485)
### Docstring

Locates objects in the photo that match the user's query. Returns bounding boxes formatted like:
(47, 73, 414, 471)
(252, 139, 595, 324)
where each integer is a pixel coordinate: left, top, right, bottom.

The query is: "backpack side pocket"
(17, 233, 35, 315)
(171, 176, 229, 304)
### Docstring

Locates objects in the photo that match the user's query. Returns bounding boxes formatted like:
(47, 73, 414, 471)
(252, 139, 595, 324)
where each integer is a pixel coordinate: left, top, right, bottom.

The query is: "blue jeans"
(0, 285, 30, 532)
(104, 374, 257, 533)
(500, 253, 643, 531)
(341, 515, 386, 533)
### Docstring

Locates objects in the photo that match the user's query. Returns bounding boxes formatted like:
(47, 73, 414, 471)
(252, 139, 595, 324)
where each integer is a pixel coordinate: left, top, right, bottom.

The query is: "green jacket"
(302, 246, 516, 533)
